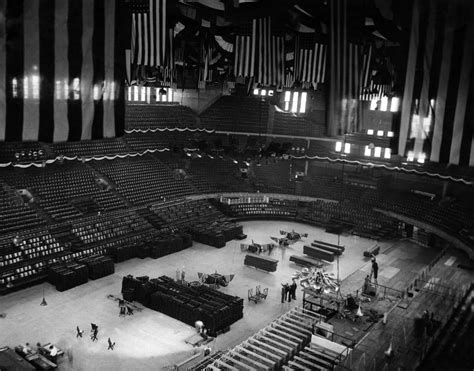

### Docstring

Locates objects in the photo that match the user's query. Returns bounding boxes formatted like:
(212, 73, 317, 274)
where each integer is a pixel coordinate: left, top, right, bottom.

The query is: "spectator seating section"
(90, 156, 195, 205)
(2, 163, 127, 221)
(0, 183, 46, 233)
(126, 104, 198, 130)
(52, 138, 130, 158)
(2, 126, 474, 293)
(200, 96, 269, 133)
(273, 111, 325, 137)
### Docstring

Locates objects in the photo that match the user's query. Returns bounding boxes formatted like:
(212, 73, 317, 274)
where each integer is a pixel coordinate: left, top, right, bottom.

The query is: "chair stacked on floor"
(48, 262, 89, 291)
(122, 275, 244, 336)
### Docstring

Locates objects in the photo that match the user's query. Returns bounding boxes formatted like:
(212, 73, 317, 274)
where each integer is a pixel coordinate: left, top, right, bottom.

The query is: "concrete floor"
(0, 221, 393, 370)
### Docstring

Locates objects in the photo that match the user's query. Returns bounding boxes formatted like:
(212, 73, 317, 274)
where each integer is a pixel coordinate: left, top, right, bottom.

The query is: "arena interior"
(0, 0, 474, 370)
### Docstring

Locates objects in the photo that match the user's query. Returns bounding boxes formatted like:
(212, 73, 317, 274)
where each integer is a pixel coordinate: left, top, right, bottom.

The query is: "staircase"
(136, 207, 165, 229)
(49, 223, 85, 250)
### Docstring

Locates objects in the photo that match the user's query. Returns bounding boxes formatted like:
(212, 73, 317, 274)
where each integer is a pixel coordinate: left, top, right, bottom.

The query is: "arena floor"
(0, 220, 428, 370)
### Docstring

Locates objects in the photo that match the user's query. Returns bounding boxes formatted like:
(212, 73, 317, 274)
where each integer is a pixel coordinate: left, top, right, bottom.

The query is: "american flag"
(130, 0, 168, 67)
(0, 0, 125, 142)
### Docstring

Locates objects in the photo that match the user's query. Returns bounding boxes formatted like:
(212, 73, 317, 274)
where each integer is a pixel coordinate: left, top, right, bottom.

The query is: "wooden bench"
(303, 245, 335, 262)
(311, 242, 343, 256)
(313, 239, 345, 252)
(289, 255, 323, 268)
(363, 243, 380, 257)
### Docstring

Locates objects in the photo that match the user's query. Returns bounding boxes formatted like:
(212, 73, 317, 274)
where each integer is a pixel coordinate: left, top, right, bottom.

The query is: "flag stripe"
(38, 0, 55, 143)
(22, 0, 39, 141)
(398, 0, 420, 156)
(0, 0, 6, 140)
(91, 0, 104, 139)
(53, 0, 69, 142)
(439, 22, 464, 163)
(233, 35, 239, 75)
(149, 0, 154, 66)
(114, 0, 125, 137)
(67, 0, 83, 141)
(250, 19, 256, 77)
(161, 0, 166, 62)
(449, 16, 474, 164)
(5, 0, 23, 141)
(80, 0, 94, 140)
(430, 3, 455, 162)
(143, 14, 149, 66)
(103, 0, 115, 138)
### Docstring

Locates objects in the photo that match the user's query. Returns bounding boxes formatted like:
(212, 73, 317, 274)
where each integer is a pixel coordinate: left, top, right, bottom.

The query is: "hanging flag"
(233, 17, 284, 87)
(399, 0, 474, 167)
(294, 34, 327, 86)
(130, 0, 168, 68)
(0, 0, 126, 143)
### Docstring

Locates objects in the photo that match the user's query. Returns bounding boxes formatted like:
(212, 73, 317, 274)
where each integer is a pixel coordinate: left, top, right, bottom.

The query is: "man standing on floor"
(370, 257, 379, 284)
(290, 280, 298, 300)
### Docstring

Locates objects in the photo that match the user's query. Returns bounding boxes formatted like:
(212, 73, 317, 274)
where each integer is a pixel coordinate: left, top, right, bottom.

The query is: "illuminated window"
(12, 78, 18, 98)
(291, 92, 299, 113)
(374, 147, 381, 157)
(299, 92, 307, 113)
(377, 130, 384, 136)
(32, 75, 40, 99)
(140, 87, 146, 102)
(110, 82, 115, 101)
(284, 101, 290, 111)
(367, 129, 374, 135)
(253, 88, 259, 95)
(167, 88, 173, 102)
(73, 77, 80, 100)
(128, 87, 132, 101)
(261, 89, 267, 96)
(344, 143, 351, 154)
(364, 146, 371, 156)
(133, 86, 139, 101)
(268, 90, 274, 96)
(384, 148, 391, 159)
(93, 85, 100, 100)
(335, 141, 342, 152)
(284, 91, 291, 102)
(55, 81, 61, 99)
(380, 96, 388, 111)
(422, 117, 431, 139)
(146, 87, 151, 103)
(23, 77, 29, 99)
(387, 131, 394, 137)
(370, 99, 378, 110)
(417, 152, 426, 164)
(390, 97, 400, 112)
(407, 151, 414, 162)
(63, 80, 69, 99)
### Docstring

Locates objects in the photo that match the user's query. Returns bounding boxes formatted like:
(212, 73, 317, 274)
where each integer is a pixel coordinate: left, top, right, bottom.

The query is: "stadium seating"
(200, 96, 269, 133)
(125, 104, 198, 130)
(1, 102, 474, 294)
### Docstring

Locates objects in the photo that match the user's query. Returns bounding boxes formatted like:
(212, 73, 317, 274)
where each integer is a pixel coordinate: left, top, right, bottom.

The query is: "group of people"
(76, 324, 115, 350)
(281, 281, 298, 303)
